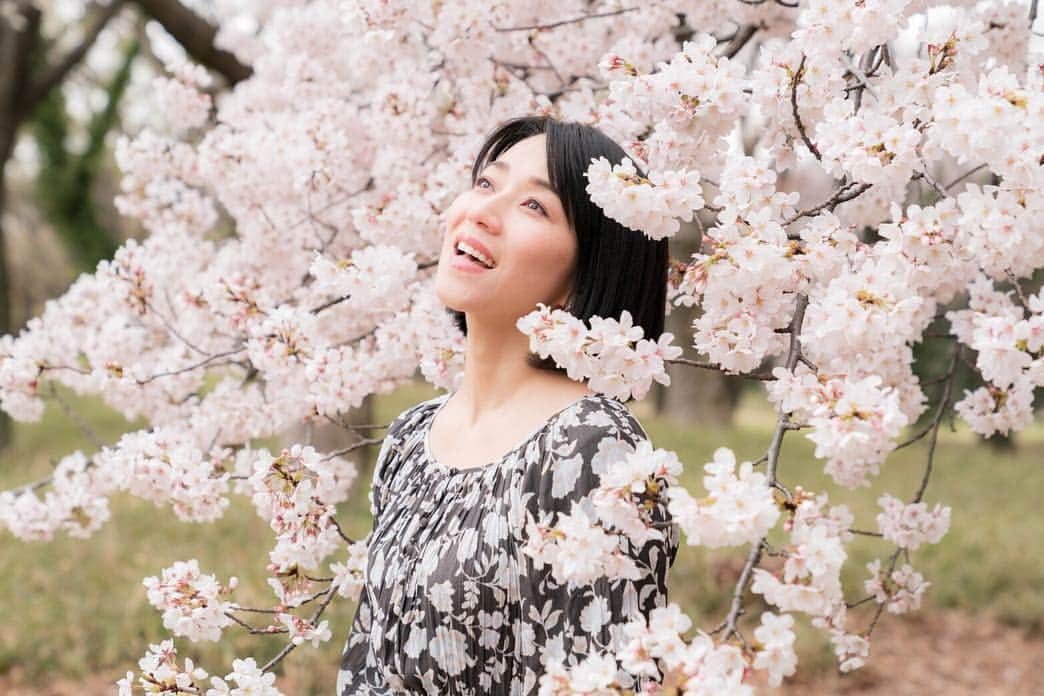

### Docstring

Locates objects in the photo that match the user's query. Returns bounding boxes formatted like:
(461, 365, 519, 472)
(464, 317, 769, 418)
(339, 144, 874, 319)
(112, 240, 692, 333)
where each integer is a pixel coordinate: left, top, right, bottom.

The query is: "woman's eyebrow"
(484, 160, 554, 193)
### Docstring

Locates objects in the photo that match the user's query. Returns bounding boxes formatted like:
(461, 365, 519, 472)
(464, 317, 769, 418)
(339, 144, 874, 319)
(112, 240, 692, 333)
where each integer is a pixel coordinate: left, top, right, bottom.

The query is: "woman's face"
(436, 134, 577, 326)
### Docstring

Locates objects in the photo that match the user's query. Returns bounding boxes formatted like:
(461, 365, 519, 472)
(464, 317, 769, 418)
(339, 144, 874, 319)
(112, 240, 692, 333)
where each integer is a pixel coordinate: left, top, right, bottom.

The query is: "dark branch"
(25, 1, 126, 112)
(784, 181, 873, 226)
(131, 0, 252, 84)
(720, 24, 758, 59)
(666, 357, 776, 381)
(791, 55, 821, 161)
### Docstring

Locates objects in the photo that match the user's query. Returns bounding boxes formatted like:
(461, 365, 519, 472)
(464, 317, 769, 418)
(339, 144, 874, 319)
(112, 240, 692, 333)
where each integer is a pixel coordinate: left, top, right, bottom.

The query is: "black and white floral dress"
(337, 391, 679, 695)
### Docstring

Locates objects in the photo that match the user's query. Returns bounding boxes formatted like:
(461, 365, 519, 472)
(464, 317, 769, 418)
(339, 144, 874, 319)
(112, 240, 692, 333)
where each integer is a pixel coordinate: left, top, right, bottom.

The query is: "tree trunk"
(0, 3, 43, 448)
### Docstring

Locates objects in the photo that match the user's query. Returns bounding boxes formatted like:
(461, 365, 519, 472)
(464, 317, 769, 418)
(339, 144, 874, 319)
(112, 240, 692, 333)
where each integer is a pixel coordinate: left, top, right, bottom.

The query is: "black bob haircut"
(450, 116, 669, 379)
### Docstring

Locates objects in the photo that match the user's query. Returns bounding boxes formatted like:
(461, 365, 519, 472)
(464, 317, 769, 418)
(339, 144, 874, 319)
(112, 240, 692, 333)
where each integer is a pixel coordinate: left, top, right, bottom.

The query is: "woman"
(337, 116, 679, 694)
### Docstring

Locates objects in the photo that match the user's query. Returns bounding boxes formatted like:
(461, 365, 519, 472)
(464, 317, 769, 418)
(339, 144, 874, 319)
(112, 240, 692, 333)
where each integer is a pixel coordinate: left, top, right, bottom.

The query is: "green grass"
(0, 381, 1041, 692)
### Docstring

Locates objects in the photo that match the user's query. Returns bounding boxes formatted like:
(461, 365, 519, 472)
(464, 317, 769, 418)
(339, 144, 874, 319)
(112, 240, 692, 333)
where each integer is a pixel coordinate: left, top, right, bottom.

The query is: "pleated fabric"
(336, 391, 679, 695)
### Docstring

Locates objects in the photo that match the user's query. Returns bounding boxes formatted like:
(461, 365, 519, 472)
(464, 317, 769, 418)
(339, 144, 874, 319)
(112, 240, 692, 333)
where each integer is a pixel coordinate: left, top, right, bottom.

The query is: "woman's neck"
(450, 316, 562, 425)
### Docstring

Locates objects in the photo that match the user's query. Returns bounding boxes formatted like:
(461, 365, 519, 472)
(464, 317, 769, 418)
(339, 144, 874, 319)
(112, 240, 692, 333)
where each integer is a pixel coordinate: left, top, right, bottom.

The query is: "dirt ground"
(775, 609, 1044, 695)
(2, 610, 1041, 695)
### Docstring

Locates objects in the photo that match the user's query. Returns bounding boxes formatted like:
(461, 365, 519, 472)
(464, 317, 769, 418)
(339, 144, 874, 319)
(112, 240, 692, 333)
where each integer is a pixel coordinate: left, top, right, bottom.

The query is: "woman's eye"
(524, 199, 547, 216)
(475, 177, 492, 189)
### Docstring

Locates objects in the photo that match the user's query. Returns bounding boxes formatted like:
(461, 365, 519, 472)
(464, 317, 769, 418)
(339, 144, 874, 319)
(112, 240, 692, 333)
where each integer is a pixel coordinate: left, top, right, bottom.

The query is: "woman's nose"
(464, 197, 501, 234)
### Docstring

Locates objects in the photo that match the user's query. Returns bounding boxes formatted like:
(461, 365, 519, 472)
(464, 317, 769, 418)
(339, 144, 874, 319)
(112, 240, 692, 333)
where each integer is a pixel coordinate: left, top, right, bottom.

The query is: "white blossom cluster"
(864, 560, 931, 615)
(247, 444, 355, 574)
(752, 612, 798, 687)
(588, 439, 682, 547)
(330, 538, 369, 600)
(143, 559, 237, 642)
(516, 304, 682, 401)
(875, 494, 951, 550)
(667, 448, 780, 548)
(0, 347, 42, 421)
(277, 612, 332, 647)
(308, 245, 418, 315)
(117, 640, 209, 695)
(752, 494, 853, 619)
(768, 368, 909, 488)
(948, 277, 1044, 436)
(95, 427, 231, 523)
(0, 452, 112, 541)
(523, 506, 644, 589)
(683, 155, 799, 373)
(153, 59, 213, 132)
(118, 642, 283, 696)
(207, 658, 283, 696)
(583, 156, 704, 240)
(541, 603, 752, 695)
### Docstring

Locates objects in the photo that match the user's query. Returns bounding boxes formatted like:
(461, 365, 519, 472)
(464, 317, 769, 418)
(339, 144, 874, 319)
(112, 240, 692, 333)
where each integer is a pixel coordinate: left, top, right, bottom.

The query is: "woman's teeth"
(456, 240, 494, 268)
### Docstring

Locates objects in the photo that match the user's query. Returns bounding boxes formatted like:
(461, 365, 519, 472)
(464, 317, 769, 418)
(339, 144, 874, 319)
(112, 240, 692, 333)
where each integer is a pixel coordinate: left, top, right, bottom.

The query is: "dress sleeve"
(368, 398, 430, 521)
(368, 425, 399, 522)
(517, 398, 678, 691)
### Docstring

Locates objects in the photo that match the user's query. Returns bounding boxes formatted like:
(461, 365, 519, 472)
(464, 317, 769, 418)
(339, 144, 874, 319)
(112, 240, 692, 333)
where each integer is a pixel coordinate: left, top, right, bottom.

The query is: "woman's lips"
(450, 252, 493, 273)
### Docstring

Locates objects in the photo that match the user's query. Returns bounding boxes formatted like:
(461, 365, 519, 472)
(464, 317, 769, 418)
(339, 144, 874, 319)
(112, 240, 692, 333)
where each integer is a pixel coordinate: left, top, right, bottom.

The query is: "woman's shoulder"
(384, 392, 450, 440)
(551, 392, 650, 445)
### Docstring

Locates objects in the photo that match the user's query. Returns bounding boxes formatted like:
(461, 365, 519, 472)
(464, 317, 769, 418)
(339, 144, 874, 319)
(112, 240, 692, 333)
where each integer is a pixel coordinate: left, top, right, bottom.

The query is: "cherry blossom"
(876, 494, 951, 550)
(143, 560, 237, 642)
(0, 0, 1040, 690)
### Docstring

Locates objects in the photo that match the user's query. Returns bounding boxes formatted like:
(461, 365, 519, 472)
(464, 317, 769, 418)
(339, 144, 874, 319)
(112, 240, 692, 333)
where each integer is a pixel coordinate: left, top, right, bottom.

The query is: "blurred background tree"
(0, 0, 250, 446)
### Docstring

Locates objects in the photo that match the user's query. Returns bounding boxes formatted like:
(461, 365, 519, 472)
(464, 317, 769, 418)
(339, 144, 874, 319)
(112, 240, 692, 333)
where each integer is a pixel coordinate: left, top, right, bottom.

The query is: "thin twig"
(224, 611, 287, 635)
(47, 383, 104, 449)
(322, 437, 386, 460)
(145, 299, 209, 356)
(666, 357, 775, 381)
(847, 48, 880, 111)
(135, 347, 245, 385)
(493, 7, 638, 32)
(864, 547, 902, 637)
(260, 586, 339, 673)
(329, 517, 355, 545)
(783, 181, 873, 226)
(911, 346, 959, 504)
(719, 295, 808, 644)
(310, 294, 351, 315)
(791, 55, 821, 161)
(916, 156, 947, 197)
(944, 163, 987, 190)
(1005, 270, 1032, 313)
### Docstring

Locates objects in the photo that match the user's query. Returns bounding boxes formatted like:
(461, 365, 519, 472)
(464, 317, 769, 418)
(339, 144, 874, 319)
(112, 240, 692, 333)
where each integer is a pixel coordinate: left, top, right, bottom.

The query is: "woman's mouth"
(450, 248, 493, 272)
(451, 236, 496, 273)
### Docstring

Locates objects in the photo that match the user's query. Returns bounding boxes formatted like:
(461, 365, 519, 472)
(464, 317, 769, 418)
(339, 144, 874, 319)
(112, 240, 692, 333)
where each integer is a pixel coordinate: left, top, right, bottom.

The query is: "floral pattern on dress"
(337, 392, 679, 695)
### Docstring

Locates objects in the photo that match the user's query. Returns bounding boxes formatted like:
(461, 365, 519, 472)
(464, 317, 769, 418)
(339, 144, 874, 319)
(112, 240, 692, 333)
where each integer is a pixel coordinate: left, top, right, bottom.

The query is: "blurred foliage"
(29, 38, 138, 272)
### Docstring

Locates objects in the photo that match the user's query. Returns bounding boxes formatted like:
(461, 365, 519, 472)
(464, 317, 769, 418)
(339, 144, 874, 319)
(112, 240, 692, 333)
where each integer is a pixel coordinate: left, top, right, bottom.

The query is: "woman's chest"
(367, 463, 532, 593)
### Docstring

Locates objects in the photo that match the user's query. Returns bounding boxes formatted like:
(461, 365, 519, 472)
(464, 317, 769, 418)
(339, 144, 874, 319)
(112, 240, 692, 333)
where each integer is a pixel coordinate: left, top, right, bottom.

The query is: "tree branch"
(720, 24, 758, 59)
(783, 180, 873, 226)
(717, 295, 809, 644)
(24, 1, 126, 113)
(492, 7, 639, 32)
(131, 0, 252, 84)
(666, 356, 776, 381)
(791, 55, 821, 161)
(911, 345, 959, 504)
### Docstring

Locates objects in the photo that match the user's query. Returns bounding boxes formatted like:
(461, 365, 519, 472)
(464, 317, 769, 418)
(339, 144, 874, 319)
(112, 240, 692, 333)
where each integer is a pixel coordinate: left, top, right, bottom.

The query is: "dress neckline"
(423, 391, 601, 476)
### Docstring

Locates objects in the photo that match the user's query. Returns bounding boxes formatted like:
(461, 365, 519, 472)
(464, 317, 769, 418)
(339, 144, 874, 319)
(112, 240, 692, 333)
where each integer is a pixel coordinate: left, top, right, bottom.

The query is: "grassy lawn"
(0, 380, 1040, 692)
